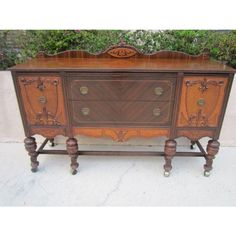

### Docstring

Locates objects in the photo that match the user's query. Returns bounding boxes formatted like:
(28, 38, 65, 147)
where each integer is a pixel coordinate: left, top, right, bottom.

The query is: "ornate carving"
(35, 42, 210, 60)
(188, 109, 208, 127)
(185, 78, 224, 93)
(66, 138, 79, 175)
(18, 75, 66, 126)
(20, 77, 59, 88)
(30, 127, 66, 138)
(73, 128, 170, 142)
(24, 137, 39, 172)
(176, 130, 214, 141)
(178, 76, 228, 128)
(164, 140, 177, 173)
(107, 38, 137, 58)
(204, 140, 220, 172)
(36, 78, 46, 91)
(107, 47, 137, 58)
(35, 107, 61, 125)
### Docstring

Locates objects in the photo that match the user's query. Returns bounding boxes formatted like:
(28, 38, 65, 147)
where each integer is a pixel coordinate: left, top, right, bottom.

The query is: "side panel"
(14, 73, 67, 138)
(177, 75, 229, 128)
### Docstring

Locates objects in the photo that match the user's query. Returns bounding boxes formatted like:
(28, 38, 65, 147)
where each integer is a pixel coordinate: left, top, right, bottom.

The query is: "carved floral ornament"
(20, 76, 59, 90)
(19, 76, 62, 126)
(185, 78, 224, 93)
(107, 47, 137, 58)
(105, 38, 137, 58)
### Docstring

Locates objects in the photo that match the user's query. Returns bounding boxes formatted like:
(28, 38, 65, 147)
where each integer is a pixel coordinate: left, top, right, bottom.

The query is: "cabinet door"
(177, 75, 228, 127)
(17, 74, 66, 126)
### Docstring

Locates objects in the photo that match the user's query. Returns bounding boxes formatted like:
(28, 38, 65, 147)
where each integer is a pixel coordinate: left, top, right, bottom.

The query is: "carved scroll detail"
(176, 130, 214, 141)
(178, 76, 228, 128)
(185, 78, 224, 93)
(18, 75, 66, 126)
(73, 128, 170, 142)
(30, 127, 66, 138)
(188, 109, 208, 127)
(20, 77, 59, 88)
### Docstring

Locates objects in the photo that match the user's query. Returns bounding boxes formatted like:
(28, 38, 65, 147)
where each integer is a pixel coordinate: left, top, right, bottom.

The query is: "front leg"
(204, 140, 220, 177)
(190, 140, 196, 149)
(24, 137, 39, 172)
(163, 140, 177, 177)
(66, 138, 79, 175)
(49, 138, 55, 147)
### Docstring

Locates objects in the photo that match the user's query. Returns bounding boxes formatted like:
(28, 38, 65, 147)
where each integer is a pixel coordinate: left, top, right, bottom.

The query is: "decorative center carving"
(37, 78, 46, 91)
(115, 130, 128, 142)
(107, 47, 137, 58)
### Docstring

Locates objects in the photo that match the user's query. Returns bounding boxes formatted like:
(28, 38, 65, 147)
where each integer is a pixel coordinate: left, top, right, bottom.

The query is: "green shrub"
(0, 30, 236, 70)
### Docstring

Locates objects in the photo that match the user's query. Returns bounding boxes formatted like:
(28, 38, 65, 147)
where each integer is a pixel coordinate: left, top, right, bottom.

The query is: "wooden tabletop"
(10, 43, 236, 73)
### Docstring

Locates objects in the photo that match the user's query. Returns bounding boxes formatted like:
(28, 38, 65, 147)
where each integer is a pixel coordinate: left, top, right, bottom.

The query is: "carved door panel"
(17, 74, 66, 126)
(177, 76, 228, 127)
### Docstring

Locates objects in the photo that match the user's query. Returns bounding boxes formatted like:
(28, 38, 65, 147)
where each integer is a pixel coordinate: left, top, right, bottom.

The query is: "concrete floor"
(0, 142, 236, 206)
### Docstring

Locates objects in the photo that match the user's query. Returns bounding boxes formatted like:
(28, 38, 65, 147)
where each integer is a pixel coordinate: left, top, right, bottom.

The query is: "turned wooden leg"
(204, 140, 220, 177)
(190, 141, 196, 150)
(49, 138, 55, 147)
(163, 140, 177, 177)
(66, 138, 79, 175)
(24, 137, 39, 173)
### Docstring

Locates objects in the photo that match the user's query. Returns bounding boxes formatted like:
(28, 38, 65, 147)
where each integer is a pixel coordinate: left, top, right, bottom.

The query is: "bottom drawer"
(71, 101, 172, 126)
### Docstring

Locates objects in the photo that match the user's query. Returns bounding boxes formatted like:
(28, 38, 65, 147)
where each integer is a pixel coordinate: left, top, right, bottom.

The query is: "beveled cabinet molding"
(10, 41, 235, 176)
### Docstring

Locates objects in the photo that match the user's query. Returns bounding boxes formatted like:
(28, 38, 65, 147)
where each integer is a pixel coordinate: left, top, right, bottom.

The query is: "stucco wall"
(0, 71, 235, 147)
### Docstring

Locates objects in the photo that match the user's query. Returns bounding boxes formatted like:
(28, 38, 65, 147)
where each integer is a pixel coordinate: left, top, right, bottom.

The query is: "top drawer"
(68, 73, 176, 101)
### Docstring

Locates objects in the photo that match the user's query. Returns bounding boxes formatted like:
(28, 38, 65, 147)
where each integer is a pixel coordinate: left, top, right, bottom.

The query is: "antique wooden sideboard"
(10, 41, 235, 176)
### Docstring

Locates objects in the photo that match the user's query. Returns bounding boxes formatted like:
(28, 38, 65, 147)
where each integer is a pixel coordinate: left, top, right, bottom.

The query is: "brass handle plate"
(153, 107, 161, 116)
(80, 86, 88, 95)
(81, 107, 90, 116)
(197, 98, 205, 106)
(38, 96, 47, 104)
(154, 87, 164, 96)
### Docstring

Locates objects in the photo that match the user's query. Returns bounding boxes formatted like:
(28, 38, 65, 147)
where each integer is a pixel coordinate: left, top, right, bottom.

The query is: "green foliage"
(1, 30, 236, 70)
(0, 31, 20, 69)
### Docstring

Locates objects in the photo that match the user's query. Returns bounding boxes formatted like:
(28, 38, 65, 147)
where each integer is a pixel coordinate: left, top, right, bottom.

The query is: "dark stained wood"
(9, 42, 235, 175)
(70, 79, 173, 101)
(176, 129, 215, 141)
(10, 57, 235, 73)
(71, 101, 172, 126)
(30, 127, 66, 139)
(24, 137, 39, 172)
(35, 41, 210, 60)
(10, 42, 235, 72)
(204, 140, 220, 176)
(69, 77, 175, 101)
(66, 138, 79, 175)
(164, 140, 177, 176)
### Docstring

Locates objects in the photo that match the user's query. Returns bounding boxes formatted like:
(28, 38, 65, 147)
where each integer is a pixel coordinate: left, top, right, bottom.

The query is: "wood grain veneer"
(10, 40, 236, 176)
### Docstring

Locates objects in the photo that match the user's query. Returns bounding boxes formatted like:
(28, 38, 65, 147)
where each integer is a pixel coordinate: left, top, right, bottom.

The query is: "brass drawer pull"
(153, 107, 161, 116)
(154, 87, 164, 96)
(197, 98, 205, 106)
(38, 96, 47, 104)
(80, 86, 88, 95)
(81, 107, 90, 116)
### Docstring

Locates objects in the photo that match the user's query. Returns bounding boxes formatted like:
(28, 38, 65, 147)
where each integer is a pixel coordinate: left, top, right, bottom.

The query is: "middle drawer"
(71, 101, 172, 126)
(69, 79, 174, 101)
